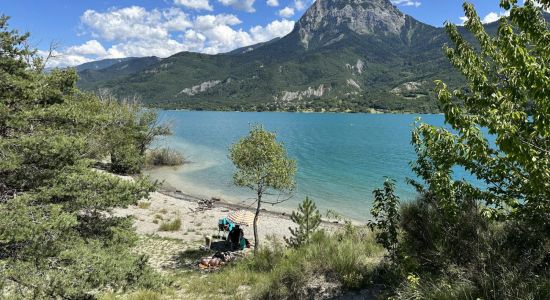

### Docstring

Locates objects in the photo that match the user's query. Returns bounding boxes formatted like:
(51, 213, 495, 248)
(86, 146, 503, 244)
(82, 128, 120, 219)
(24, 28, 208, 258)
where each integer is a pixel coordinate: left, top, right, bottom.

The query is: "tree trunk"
(253, 188, 262, 256)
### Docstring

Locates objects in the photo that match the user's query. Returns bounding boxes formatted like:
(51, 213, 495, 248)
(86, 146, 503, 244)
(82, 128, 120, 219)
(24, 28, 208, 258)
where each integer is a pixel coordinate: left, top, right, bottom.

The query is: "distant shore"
(149, 107, 442, 115)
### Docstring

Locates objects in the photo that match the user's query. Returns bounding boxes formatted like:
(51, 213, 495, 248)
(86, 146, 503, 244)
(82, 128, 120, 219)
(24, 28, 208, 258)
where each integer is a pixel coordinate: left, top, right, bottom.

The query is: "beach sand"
(116, 189, 341, 244)
(107, 169, 346, 271)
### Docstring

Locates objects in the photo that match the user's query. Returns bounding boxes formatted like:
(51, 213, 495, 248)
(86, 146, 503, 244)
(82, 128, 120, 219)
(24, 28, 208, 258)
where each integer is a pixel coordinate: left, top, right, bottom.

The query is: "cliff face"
(296, 0, 407, 48)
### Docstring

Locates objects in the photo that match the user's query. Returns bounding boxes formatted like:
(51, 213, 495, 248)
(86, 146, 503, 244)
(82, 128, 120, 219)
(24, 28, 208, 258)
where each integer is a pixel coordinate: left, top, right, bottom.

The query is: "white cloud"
(278, 7, 295, 18)
(194, 14, 242, 30)
(481, 12, 500, 24)
(66, 40, 107, 56)
(200, 18, 294, 53)
(217, 0, 256, 12)
(459, 10, 510, 25)
(294, 0, 306, 10)
(81, 6, 192, 41)
(249, 19, 295, 41)
(44, 6, 296, 67)
(391, 0, 421, 7)
(458, 16, 469, 25)
(266, 0, 279, 7)
(39, 50, 94, 68)
(174, 0, 213, 11)
(105, 39, 187, 58)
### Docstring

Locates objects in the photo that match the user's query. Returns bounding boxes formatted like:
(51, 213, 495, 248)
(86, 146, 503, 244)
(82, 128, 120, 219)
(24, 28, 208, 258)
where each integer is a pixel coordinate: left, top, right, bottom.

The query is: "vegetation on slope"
(0, 16, 169, 298)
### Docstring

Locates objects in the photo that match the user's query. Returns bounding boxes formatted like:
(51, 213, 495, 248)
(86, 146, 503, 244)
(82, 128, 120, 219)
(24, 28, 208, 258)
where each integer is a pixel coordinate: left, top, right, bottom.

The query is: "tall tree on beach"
(229, 125, 296, 255)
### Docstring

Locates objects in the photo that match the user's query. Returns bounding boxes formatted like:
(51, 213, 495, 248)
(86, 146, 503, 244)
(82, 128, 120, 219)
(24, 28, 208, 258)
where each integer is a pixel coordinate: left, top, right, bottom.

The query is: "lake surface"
(149, 111, 452, 221)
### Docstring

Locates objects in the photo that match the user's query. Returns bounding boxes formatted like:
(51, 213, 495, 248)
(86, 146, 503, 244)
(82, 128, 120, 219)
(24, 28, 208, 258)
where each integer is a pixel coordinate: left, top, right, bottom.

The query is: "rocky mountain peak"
(295, 0, 407, 49)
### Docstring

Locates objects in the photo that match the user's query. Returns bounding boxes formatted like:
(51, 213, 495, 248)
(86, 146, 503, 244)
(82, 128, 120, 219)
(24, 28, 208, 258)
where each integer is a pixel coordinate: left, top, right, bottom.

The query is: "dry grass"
(137, 201, 152, 209)
(159, 218, 182, 232)
(145, 148, 185, 167)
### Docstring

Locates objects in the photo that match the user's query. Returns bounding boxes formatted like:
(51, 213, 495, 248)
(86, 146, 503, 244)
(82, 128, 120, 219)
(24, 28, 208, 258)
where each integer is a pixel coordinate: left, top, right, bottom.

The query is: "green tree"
(285, 197, 322, 248)
(401, 0, 550, 296)
(412, 0, 550, 233)
(0, 16, 160, 298)
(96, 92, 171, 174)
(229, 125, 296, 255)
(367, 179, 400, 260)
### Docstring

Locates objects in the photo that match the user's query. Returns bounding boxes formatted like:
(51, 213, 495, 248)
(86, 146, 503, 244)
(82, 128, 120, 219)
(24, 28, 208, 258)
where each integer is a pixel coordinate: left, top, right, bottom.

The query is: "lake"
(148, 111, 452, 221)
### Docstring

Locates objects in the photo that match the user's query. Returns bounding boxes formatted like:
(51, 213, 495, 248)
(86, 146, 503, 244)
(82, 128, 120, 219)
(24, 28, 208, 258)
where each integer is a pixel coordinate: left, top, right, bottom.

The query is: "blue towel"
(218, 218, 235, 231)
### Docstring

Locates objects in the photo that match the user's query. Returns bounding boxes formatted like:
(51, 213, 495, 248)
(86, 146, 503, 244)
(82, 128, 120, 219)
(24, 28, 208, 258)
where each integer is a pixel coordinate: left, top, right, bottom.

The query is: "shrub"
(367, 179, 400, 260)
(145, 148, 184, 167)
(181, 226, 384, 299)
(137, 201, 151, 209)
(285, 197, 321, 248)
(391, 195, 550, 299)
(110, 143, 145, 175)
(254, 228, 384, 298)
(158, 218, 182, 231)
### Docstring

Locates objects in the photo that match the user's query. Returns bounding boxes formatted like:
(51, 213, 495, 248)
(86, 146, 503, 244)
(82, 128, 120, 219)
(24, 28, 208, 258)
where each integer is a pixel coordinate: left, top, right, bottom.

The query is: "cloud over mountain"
(46, 5, 295, 67)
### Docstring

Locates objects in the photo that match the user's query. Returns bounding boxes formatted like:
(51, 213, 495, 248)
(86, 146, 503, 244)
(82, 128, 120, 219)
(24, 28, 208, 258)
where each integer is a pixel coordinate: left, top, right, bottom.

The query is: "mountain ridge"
(75, 1, 548, 113)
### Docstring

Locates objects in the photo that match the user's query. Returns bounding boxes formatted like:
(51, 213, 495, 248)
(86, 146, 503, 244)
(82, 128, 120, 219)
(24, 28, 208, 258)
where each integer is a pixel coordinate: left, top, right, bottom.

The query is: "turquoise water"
(149, 111, 451, 221)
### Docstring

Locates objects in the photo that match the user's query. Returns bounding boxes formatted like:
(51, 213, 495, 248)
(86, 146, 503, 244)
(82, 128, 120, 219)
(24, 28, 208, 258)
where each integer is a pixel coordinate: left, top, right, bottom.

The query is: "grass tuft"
(159, 218, 182, 232)
(137, 201, 152, 209)
(146, 148, 185, 167)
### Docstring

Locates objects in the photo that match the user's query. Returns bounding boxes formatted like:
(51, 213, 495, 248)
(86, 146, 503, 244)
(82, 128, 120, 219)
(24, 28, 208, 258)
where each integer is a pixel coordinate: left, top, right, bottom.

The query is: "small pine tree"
(285, 197, 321, 248)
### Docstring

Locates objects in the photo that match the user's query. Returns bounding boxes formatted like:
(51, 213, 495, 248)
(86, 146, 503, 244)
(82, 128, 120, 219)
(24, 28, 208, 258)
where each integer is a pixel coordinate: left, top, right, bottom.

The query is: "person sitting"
(227, 225, 244, 251)
(218, 218, 234, 239)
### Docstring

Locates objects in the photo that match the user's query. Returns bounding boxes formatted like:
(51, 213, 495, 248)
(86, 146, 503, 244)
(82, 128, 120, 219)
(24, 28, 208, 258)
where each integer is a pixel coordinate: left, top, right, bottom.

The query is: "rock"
(296, 0, 406, 49)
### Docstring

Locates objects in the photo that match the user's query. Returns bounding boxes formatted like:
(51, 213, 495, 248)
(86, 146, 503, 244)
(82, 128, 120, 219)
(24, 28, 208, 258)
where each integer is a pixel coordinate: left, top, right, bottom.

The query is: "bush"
(158, 218, 182, 231)
(137, 201, 151, 209)
(285, 197, 321, 248)
(145, 148, 185, 167)
(390, 195, 550, 299)
(111, 143, 145, 174)
(181, 227, 384, 299)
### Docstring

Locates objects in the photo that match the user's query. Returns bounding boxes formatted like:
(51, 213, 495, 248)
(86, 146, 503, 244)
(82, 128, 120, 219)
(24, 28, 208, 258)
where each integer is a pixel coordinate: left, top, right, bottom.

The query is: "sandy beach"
(117, 189, 341, 243)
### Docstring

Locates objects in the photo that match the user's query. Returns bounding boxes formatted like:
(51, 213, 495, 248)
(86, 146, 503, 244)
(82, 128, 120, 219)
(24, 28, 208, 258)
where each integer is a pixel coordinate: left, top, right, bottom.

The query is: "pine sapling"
(285, 197, 322, 248)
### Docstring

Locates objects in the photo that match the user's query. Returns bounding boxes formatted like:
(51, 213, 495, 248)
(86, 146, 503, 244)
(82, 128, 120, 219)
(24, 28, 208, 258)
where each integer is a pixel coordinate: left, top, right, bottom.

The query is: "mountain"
(75, 0, 487, 112)
(76, 58, 135, 72)
(78, 56, 161, 86)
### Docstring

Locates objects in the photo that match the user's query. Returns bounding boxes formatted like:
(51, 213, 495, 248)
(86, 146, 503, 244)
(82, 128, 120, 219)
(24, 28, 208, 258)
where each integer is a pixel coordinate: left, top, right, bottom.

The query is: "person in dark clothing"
(227, 225, 244, 250)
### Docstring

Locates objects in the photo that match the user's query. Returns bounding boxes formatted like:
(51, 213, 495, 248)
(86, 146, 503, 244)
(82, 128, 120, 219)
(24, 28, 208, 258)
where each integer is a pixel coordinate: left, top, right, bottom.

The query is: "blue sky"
(1, 0, 517, 66)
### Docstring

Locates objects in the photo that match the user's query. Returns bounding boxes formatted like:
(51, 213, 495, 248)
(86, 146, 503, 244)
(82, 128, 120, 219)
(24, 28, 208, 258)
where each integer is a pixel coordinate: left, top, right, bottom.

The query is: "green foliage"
(389, 1, 550, 298)
(0, 17, 162, 298)
(98, 93, 171, 175)
(229, 124, 296, 254)
(145, 148, 185, 167)
(182, 228, 384, 299)
(413, 0, 550, 230)
(229, 125, 296, 192)
(285, 197, 321, 248)
(367, 179, 400, 260)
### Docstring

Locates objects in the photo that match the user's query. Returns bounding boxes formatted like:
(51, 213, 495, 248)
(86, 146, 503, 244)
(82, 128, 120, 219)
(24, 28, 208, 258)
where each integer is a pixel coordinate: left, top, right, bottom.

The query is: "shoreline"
(156, 185, 353, 226)
(145, 165, 366, 225)
(150, 107, 443, 115)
